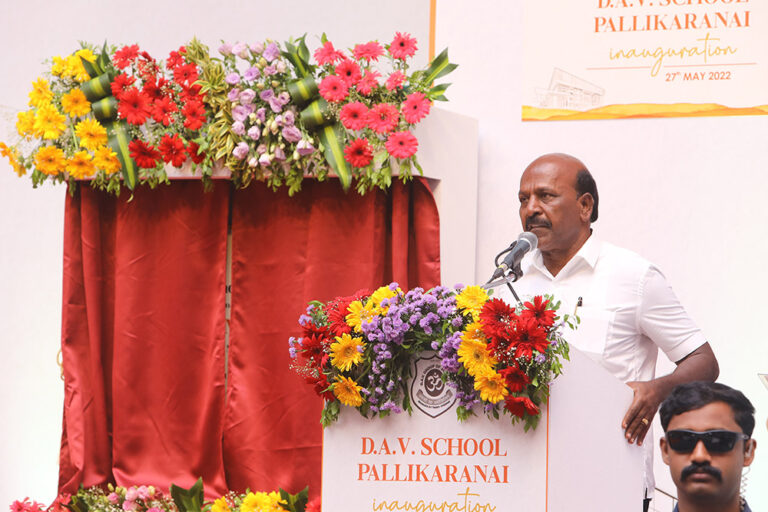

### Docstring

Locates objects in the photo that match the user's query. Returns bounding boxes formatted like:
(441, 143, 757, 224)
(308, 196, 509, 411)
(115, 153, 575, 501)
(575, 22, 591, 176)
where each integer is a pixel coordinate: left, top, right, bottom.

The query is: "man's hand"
(622, 380, 663, 446)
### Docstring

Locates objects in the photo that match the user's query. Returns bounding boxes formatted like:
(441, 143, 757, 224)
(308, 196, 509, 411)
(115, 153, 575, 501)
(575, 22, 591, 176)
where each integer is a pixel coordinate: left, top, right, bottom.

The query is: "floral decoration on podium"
(289, 284, 573, 431)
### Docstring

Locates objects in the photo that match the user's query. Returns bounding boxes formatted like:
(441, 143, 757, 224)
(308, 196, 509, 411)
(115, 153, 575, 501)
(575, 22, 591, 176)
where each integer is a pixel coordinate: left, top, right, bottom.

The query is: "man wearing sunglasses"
(659, 381, 756, 512)
(508, 153, 720, 510)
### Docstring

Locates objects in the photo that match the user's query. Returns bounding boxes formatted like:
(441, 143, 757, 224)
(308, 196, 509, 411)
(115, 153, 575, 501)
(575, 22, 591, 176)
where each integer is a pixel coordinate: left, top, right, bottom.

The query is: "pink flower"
(318, 75, 349, 103)
(402, 91, 431, 124)
(386, 71, 406, 91)
(339, 102, 369, 131)
(125, 489, 138, 502)
(357, 71, 380, 96)
(305, 497, 322, 512)
(137, 487, 150, 501)
(389, 32, 418, 59)
(314, 41, 345, 66)
(367, 103, 399, 134)
(334, 60, 361, 86)
(385, 131, 418, 159)
(108, 493, 120, 505)
(122, 502, 137, 512)
(352, 41, 384, 61)
(344, 138, 373, 168)
(10, 500, 26, 512)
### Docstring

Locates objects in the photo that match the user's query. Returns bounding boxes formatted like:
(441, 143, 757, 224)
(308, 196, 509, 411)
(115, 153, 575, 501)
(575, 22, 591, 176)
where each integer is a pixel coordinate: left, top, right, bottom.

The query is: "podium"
(321, 346, 643, 511)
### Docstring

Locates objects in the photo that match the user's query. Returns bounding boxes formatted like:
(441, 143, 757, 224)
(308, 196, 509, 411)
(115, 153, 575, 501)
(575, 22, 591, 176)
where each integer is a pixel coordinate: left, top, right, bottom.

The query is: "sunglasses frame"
(665, 429, 750, 454)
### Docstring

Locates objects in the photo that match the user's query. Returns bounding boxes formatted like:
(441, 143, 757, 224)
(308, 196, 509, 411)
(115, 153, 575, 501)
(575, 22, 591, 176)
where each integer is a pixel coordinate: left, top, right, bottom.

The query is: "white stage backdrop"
(2, 0, 767, 510)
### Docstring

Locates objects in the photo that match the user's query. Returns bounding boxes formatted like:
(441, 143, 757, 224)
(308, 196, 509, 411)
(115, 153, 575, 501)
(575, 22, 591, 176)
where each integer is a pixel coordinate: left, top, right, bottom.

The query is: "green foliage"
(170, 478, 204, 512)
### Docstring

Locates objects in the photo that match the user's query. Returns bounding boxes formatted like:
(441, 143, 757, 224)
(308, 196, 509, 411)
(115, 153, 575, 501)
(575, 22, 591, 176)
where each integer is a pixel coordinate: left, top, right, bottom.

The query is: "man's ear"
(744, 439, 757, 466)
(660, 437, 671, 465)
(578, 193, 594, 223)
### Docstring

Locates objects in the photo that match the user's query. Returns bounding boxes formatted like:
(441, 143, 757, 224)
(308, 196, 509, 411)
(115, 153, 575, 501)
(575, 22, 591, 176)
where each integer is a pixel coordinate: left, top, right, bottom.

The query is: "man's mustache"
(681, 463, 722, 482)
(525, 217, 551, 231)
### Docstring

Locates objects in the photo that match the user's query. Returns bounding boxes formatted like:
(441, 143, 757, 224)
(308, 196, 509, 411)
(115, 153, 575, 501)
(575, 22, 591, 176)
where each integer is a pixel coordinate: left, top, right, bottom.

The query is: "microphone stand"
(482, 244, 523, 306)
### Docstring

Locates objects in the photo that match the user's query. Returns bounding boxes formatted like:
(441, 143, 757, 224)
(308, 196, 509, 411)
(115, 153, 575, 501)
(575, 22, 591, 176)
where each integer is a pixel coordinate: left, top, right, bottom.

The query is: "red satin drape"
(59, 178, 440, 497)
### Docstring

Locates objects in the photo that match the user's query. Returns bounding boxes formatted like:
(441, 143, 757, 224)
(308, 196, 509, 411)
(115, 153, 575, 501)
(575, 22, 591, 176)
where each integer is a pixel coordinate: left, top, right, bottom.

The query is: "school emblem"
(410, 353, 456, 418)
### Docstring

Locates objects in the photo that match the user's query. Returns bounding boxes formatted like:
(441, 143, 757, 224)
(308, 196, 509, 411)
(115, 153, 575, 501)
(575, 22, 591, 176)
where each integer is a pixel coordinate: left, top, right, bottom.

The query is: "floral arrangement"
(289, 284, 573, 431)
(11, 480, 319, 512)
(2, 33, 455, 197)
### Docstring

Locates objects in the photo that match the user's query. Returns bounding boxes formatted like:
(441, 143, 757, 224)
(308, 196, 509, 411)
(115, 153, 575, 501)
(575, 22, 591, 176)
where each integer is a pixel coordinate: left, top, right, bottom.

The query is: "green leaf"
(170, 478, 204, 512)
(278, 487, 309, 512)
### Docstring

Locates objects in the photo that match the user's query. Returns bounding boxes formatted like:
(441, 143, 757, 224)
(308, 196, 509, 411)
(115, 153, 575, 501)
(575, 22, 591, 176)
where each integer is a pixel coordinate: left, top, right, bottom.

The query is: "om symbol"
(424, 368, 444, 397)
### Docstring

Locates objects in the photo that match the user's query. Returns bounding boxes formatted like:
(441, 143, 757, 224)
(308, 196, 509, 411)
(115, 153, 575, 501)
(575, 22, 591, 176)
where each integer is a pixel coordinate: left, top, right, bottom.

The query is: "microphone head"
(518, 231, 538, 251)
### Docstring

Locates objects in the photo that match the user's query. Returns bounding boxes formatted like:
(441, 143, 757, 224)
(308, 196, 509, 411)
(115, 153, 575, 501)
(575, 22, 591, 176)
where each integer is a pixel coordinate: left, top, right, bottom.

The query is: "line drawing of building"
(535, 68, 605, 110)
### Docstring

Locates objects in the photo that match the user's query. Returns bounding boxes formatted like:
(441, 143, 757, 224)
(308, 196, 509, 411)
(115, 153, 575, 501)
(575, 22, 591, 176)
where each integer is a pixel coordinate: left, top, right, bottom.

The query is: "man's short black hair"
(659, 381, 755, 436)
(575, 169, 598, 223)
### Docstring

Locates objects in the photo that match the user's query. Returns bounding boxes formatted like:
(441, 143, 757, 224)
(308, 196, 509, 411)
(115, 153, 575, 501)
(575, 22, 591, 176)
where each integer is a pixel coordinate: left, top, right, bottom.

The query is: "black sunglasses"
(665, 429, 750, 453)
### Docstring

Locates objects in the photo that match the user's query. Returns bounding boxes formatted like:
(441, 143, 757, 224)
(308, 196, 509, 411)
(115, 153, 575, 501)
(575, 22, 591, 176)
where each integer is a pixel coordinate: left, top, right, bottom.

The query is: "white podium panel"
(322, 346, 643, 511)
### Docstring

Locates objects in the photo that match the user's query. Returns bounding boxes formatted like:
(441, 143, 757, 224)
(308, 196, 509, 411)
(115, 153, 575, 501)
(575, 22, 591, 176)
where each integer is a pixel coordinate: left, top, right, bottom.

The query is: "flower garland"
(289, 284, 573, 431)
(2, 33, 455, 197)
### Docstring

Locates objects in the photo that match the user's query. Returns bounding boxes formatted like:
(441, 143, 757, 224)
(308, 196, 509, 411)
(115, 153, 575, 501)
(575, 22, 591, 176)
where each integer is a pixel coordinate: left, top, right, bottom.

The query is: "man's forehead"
(520, 156, 580, 190)
(667, 401, 741, 432)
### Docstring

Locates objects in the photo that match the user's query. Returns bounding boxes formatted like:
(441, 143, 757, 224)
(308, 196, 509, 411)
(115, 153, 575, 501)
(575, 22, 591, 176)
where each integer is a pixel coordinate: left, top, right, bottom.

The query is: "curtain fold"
(222, 178, 441, 496)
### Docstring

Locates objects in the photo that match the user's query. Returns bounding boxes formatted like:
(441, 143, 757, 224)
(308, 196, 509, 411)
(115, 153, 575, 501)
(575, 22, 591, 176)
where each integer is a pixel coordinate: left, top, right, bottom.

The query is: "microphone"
(488, 232, 538, 283)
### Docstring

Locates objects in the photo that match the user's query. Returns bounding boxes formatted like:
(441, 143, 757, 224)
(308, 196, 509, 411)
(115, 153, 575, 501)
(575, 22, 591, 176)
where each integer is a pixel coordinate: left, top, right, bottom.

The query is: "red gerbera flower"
(344, 138, 373, 168)
(318, 75, 349, 103)
(325, 289, 369, 336)
(128, 140, 160, 169)
(339, 102, 369, 131)
(173, 63, 199, 86)
(187, 140, 205, 164)
(520, 295, 556, 329)
(402, 91, 432, 124)
(314, 41, 345, 66)
(510, 316, 549, 360)
(158, 134, 187, 167)
(117, 88, 150, 125)
(499, 365, 530, 393)
(352, 41, 385, 61)
(385, 131, 418, 159)
(335, 59, 362, 86)
(182, 100, 206, 130)
(167, 46, 187, 69)
(306, 371, 335, 401)
(110, 73, 135, 100)
(142, 78, 167, 102)
(479, 298, 518, 352)
(386, 70, 406, 91)
(113, 44, 140, 69)
(504, 395, 540, 418)
(152, 96, 178, 126)
(389, 32, 418, 60)
(367, 103, 399, 134)
(357, 71, 380, 96)
(180, 83, 204, 103)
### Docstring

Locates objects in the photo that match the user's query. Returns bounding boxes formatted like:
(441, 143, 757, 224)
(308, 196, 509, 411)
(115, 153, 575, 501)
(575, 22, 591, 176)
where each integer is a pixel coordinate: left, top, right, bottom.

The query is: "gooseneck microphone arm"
(482, 232, 538, 305)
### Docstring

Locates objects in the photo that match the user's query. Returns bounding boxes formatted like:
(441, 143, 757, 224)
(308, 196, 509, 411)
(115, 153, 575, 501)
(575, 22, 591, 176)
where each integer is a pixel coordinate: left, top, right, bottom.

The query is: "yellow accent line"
(310, 102, 322, 124)
(296, 80, 310, 101)
(429, 0, 436, 61)
(92, 77, 106, 97)
(325, 126, 345, 166)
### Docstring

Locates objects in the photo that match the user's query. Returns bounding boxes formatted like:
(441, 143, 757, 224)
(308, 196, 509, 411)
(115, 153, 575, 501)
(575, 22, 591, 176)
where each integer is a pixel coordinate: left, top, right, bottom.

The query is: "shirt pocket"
(569, 306, 612, 357)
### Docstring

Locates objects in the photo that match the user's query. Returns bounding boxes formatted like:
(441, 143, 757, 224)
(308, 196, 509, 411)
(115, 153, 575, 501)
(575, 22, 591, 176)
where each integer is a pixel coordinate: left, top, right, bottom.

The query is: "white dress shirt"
(498, 234, 707, 497)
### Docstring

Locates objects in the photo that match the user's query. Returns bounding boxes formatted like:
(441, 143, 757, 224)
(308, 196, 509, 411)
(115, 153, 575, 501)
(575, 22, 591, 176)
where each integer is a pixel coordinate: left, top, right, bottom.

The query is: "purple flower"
(283, 110, 295, 126)
(232, 105, 250, 122)
(225, 72, 241, 85)
(218, 42, 233, 56)
(232, 142, 249, 160)
(276, 60, 287, 73)
(296, 139, 315, 156)
(239, 89, 256, 105)
(282, 125, 302, 143)
(256, 143, 267, 154)
(232, 121, 245, 136)
(535, 353, 547, 364)
(250, 42, 264, 54)
(243, 66, 260, 81)
(259, 153, 271, 166)
(268, 97, 283, 113)
(274, 147, 286, 161)
(263, 65, 277, 76)
(248, 157, 258, 168)
(247, 125, 261, 140)
(289, 347, 297, 359)
(227, 88, 241, 102)
(256, 107, 267, 123)
(263, 42, 280, 62)
(278, 91, 291, 105)
(299, 315, 312, 327)
(260, 89, 274, 101)
(232, 42, 248, 58)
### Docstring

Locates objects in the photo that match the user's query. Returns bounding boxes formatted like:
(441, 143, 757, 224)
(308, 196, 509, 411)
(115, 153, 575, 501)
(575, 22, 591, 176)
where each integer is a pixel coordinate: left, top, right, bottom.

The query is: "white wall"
(436, 1, 768, 509)
(0, 0, 429, 507)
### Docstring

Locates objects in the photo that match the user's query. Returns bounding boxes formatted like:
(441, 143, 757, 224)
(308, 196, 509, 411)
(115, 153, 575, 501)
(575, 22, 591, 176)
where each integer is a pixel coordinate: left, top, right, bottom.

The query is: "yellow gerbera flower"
(66, 151, 96, 179)
(461, 321, 487, 344)
(455, 285, 489, 318)
(75, 119, 107, 151)
(333, 376, 364, 407)
(0, 142, 27, 176)
(61, 89, 91, 118)
(474, 371, 508, 404)
(346, 300, 377, 333)
(16, 111, 36, 137)
(67, 54, 91, 82)
(28, 78, 53, 108)
(330, 333, 365, 371)
(34, 146, 66, 176)
(75, 48, 97, 63)
(211, 497, 230, 512)
(51, 56, 67, 77)
(457, 337, 496, 377)
(241, 491, 286, 512)
(34, 104, 66, 140)
(369, 285, 399, 313)
(93, 146, 121, 174)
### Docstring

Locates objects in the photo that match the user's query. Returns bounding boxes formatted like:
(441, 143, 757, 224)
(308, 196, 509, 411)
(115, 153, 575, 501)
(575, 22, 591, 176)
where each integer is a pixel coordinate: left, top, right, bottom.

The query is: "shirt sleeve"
(636, 266, 708, 363)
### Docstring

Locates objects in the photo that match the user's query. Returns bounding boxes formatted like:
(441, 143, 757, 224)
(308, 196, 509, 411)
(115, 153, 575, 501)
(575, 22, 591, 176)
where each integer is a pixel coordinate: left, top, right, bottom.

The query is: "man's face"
(518, 156, 590, 254)
(660, 401, 756, 506)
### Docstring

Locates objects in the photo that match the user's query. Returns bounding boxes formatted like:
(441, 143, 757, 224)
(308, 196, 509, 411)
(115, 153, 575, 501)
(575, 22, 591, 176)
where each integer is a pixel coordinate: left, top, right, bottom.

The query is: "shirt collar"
(527, 232, 601, 278)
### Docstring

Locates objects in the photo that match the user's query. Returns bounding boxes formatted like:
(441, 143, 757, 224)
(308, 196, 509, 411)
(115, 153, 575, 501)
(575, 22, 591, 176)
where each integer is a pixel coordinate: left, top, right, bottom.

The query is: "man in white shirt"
(508, 153, 719, 511)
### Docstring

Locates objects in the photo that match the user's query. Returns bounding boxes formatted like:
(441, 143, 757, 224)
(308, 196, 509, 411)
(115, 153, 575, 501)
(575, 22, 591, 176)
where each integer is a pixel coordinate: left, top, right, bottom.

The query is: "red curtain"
(59, 178, 440, 497)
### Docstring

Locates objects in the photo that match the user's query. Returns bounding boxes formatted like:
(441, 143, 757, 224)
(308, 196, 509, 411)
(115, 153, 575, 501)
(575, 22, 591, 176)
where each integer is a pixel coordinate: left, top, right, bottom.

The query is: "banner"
(522, 0, 767, 120)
